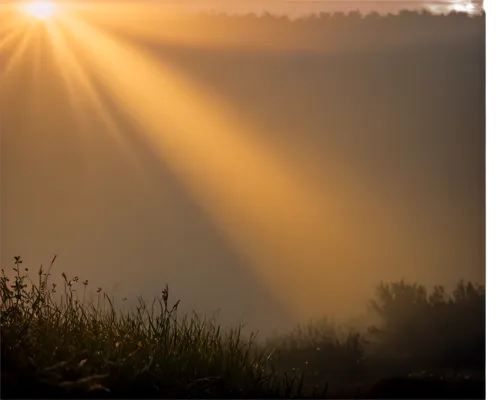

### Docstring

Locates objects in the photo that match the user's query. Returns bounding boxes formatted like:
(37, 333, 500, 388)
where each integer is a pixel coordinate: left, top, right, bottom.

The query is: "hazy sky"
(0, 3, 485, 336)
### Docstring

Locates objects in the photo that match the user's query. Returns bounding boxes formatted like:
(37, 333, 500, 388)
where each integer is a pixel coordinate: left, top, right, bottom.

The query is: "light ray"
(1, 23, 38, 77)
(0, 16, 24, 43)
(43, 20, 152, 185)
(0, 19, 30, 55)
(31, 23, 44, 83)
(72, 3, 314, 53)
(57, 14, 374, 318)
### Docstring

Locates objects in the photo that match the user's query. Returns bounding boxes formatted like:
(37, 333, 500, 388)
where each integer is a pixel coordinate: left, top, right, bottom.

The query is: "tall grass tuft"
(0, 256, 303, 399)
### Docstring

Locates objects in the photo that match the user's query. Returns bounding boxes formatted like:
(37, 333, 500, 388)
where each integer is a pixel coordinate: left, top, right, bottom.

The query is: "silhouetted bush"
(368, 280, 485, 371)
(260, 280, 485, 396)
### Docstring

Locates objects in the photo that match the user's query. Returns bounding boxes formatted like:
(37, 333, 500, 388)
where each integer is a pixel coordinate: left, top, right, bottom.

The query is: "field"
(1, 256, 485, 398)
(1, 8, 486, 399)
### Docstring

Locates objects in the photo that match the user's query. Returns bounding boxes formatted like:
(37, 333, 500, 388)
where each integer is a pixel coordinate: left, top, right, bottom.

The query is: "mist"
(0, 6, 485, 338)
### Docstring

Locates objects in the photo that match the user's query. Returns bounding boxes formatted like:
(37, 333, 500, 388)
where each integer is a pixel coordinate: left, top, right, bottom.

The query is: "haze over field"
(0, 2, 485, 337)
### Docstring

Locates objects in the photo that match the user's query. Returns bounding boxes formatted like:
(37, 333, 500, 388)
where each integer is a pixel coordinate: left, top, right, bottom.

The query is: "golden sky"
(0, 2, 485, 334)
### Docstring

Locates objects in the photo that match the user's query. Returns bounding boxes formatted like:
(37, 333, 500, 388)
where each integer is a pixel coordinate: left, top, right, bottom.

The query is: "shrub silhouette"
(368, 280, 485, 371)
(260, 280, 485, 396)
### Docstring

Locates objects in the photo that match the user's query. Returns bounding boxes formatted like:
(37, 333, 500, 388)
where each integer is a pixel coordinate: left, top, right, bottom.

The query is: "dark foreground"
(1, 371, 486, 399)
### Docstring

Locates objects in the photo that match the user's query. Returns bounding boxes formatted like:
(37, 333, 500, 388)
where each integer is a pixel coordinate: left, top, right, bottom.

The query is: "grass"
(1, 256, 303, 398)
(1, 256, 486, 399)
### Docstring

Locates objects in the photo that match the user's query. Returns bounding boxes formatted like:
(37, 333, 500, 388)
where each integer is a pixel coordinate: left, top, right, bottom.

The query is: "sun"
(20, 1, 57, 20)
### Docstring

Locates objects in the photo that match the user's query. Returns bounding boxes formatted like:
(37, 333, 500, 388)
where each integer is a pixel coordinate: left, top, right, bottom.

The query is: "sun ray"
(84, 10, 224, 49)
(0, 20, 30, 55)
(30, 24, 45, 83)
(56, 14, 376, 318)
(72, 3, 306, 53)
(0, 3, 411, 318)
(43, 20, 151, 185)
(2, 23, 38, 78)
(0, 16, 23, 41)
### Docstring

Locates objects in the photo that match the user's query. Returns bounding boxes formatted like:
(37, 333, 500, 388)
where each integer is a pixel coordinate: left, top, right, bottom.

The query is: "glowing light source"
(20, 1, 57, 20)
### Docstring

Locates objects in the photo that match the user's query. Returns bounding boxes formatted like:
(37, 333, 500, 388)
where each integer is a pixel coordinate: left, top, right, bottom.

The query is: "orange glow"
(0, 4, 408, 320)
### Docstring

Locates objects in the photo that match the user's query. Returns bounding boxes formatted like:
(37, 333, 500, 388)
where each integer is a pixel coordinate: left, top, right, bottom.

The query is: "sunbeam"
(40, 10, 410, 319)
(1, 24, 38, 77)
(43, 21, 150, 184)
(1, 1, 484, 322)
(70, 3, 325, 53)
(1, 1, 67, 76)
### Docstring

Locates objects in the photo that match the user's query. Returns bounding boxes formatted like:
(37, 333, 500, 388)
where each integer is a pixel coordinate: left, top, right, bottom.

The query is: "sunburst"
(19, 1, 57, 20)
